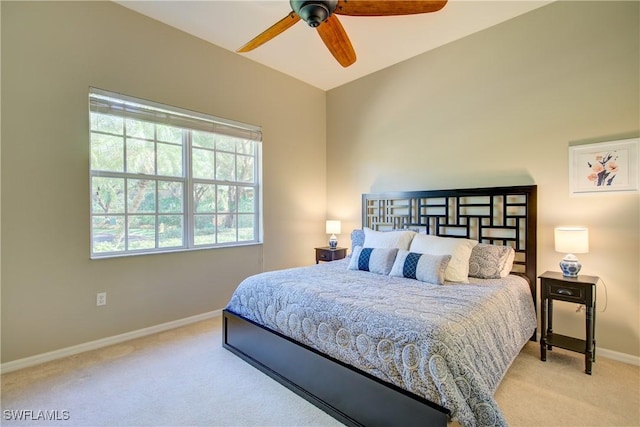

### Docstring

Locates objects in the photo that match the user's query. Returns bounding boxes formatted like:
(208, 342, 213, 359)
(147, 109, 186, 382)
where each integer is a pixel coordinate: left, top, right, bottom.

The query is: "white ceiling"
(116, 0, 552, 91)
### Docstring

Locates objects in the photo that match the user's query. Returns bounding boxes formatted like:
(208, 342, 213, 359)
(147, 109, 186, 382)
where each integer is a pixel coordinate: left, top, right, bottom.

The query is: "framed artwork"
(569, 138, 639, 195)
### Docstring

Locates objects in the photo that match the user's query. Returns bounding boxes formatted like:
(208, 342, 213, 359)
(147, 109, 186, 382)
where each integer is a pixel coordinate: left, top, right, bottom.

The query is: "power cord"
(597, 277, 608, 312)
(575, 277, 608, 313)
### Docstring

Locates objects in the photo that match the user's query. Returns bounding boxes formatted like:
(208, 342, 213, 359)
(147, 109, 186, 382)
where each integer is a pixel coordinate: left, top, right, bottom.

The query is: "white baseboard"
(1, 310, 221, 374)
(597, 347, 640, 366)
(3, 311, 638, 374)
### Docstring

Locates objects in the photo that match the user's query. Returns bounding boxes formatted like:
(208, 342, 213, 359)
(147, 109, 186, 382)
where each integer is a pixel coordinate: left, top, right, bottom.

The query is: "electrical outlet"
(96, 292, 107, 306)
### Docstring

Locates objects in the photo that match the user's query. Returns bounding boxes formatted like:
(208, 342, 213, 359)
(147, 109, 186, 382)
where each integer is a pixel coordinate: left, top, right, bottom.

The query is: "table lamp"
(326, 220, 341, 249)
(554, 226, 589, 277)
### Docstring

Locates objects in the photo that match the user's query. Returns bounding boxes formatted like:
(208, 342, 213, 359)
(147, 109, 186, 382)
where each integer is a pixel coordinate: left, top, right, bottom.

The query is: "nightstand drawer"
(318, 252, 331, 261)
(315, 247, 347, 263)
(548, 282, 585, 303)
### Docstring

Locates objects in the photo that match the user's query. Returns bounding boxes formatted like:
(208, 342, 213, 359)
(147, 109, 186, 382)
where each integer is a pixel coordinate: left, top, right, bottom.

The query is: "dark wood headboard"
(362, 185, 537, 304)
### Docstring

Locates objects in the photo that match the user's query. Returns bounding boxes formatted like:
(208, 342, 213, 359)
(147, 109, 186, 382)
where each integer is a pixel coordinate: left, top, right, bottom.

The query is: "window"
(89, 88, 262, 258)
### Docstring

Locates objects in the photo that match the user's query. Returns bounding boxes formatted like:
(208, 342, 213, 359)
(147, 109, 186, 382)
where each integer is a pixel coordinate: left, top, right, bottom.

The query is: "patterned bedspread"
(226, 258, 536, 427)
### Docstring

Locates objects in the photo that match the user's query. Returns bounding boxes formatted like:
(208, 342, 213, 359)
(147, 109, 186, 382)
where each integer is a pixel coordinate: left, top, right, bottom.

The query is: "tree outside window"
(90, 88, 262, 258)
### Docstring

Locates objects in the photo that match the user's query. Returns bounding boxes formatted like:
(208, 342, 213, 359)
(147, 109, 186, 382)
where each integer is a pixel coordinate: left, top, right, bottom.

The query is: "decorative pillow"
(468, 243, 516, 279)
(363, 227, 416, 250)
(389, 250, 451, 285)
(348, 246, 398, 275)
(409, 234, 478, 283)
(350, 229, 365, 252)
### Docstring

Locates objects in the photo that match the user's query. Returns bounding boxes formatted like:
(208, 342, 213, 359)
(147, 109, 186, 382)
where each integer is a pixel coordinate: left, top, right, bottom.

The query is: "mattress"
(226, 258, 536, 427)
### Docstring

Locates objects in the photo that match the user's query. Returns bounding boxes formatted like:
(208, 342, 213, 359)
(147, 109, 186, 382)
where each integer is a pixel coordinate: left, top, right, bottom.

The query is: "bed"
(223, 185, 537, 427)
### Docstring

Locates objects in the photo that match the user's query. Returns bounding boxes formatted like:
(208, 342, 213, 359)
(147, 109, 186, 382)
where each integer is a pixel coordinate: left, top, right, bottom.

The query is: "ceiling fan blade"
(317, 15, 356, 67)
(335, 0, 447, 16)
(237, 12, 301, 53)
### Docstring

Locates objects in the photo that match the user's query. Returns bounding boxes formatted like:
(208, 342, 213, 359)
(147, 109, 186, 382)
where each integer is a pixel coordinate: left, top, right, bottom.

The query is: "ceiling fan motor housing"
(290, 0, 338, 27)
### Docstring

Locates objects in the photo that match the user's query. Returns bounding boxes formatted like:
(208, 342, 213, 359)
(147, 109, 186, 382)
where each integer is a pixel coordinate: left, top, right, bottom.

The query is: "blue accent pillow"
(389, 250, 452, 285)
(357, 248, 374, 271)
(403, 252, 423, 279)
(348, 246, 398, 275)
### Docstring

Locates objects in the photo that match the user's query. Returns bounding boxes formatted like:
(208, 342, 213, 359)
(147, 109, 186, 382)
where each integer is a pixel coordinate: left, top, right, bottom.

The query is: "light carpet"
(1, 316, 639, 426)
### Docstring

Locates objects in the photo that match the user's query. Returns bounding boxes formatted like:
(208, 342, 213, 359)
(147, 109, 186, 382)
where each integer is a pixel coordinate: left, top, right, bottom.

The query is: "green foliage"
(90, 112, 258, 255)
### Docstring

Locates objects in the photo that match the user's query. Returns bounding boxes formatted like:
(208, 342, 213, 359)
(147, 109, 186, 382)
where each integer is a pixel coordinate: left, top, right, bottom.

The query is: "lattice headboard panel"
(362, 185, 537, 300)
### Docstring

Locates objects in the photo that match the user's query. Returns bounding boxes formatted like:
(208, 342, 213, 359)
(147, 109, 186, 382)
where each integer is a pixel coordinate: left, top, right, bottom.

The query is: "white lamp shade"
(325, 220, 341, 235)
(554, 227, 589, 254)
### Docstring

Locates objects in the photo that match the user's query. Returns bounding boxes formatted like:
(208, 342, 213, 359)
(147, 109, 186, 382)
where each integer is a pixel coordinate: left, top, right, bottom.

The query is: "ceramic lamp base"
(559, 257, 582, 277)
(329, 235, 338, 249)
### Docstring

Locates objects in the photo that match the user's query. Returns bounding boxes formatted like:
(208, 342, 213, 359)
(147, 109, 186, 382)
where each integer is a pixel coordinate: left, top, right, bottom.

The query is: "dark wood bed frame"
(223, 185, 537, 427)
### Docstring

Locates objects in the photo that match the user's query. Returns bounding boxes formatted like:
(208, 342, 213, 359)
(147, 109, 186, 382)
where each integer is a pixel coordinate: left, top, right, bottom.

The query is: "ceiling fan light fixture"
(291, 0, 338, 27)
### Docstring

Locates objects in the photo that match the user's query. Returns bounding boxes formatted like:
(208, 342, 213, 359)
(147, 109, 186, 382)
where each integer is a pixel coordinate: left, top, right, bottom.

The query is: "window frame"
(89, 88, 262, 259)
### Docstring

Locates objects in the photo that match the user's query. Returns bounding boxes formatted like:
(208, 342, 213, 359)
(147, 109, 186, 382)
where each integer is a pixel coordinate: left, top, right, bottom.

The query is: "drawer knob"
(557, 288, 573, 296)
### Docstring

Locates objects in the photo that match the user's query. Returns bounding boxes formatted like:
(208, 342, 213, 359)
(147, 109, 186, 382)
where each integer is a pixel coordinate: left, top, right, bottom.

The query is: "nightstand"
(315, 247, 347, 264)
(539, 271, 599, 374)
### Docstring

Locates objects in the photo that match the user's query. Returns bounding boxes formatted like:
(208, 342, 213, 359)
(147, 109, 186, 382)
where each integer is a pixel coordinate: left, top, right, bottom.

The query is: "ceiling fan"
(237, 0, 448, 68)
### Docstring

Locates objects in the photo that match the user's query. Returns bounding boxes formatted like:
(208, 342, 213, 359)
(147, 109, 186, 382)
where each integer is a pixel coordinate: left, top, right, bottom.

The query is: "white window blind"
(89, 88, 262, 141)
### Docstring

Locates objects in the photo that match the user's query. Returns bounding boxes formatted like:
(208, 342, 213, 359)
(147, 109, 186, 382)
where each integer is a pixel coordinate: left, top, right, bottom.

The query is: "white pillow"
(363, 227, 416, 250)
(409, 234, 478, 283)
(501, 248, 516, 277)
(389, 250, 451, 285)
(348, 246, 398, 275)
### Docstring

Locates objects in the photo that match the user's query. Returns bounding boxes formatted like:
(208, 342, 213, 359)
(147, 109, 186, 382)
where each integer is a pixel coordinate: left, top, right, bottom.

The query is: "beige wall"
(327, 1, 639, 357)
(2, 0, 639, 364)
(1, 2, 326, 362)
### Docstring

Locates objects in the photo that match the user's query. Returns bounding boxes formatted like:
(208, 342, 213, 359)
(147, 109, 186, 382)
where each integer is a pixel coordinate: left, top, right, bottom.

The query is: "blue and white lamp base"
(559, 254, 582, 277)
(329, 234, 338, 249)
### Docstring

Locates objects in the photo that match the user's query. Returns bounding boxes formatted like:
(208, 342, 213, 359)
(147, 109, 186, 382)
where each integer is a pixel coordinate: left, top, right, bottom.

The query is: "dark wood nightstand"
(539, 271, 599, 374)
(315, 247, 347, 264)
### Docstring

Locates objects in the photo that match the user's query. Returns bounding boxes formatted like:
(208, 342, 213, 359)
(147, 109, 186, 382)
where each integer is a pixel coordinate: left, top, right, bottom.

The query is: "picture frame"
(569, 138, 639, 195)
